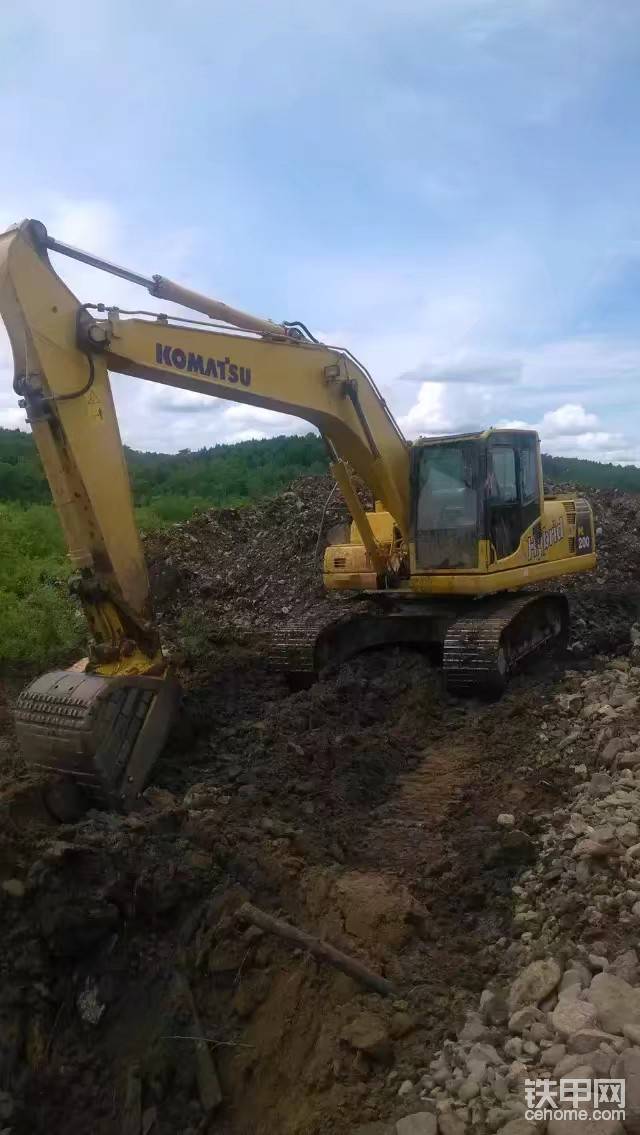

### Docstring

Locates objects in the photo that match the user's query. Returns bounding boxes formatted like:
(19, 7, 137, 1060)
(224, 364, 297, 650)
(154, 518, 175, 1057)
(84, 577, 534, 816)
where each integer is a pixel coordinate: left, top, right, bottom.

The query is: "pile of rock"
(550, 485, 640, 655)
(370, 656, 640, 1135)
(507, 655, 640, 963)
(144, 473, 359, 649)
(405, 954, 640, 1134)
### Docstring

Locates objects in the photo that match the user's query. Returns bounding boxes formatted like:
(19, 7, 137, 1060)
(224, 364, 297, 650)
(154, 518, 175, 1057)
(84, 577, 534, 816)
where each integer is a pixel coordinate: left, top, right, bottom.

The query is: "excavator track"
(256, 593, 569, 698)
(255, 609, 366, 676)
(257, 623, 324, 675)
(256, 598, 452, 677)
(443, 592, 569, 698)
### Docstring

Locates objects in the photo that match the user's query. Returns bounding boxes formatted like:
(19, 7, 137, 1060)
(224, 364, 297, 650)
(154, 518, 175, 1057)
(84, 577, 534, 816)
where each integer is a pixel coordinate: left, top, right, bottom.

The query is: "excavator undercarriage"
(261, 589, 570, 696)
(15, 590, 569, 813)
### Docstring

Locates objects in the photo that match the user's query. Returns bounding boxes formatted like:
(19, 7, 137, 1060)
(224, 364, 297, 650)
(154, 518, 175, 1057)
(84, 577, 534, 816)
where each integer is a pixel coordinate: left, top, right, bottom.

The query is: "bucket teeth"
(15, 668, 179, 810)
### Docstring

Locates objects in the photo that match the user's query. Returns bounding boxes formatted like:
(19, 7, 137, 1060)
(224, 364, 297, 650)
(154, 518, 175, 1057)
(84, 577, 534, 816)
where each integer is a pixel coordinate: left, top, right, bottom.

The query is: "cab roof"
(413, 427, 539, 447)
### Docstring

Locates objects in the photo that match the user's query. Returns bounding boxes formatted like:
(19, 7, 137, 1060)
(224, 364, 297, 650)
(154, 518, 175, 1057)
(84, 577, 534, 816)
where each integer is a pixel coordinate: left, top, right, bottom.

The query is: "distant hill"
(0, 428, 328, 510)
(541, 453, 640, 492)
(1, 426, 640, 507)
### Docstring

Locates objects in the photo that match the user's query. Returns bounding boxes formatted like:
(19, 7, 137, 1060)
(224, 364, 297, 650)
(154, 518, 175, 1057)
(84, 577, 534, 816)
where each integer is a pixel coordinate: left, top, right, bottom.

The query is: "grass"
(0, 498, 210, 670)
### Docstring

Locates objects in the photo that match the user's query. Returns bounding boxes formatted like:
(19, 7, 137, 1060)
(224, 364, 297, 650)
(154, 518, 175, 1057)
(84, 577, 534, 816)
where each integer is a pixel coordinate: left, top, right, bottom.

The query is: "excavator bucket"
(15, 668, 179, 815)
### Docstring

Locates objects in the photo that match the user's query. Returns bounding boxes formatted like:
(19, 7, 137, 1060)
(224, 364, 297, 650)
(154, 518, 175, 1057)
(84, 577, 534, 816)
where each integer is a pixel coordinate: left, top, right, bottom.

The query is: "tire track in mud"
(333, 671, 566, 1047)
(354, 730, 485, 883)
(348, 671, 554, 882)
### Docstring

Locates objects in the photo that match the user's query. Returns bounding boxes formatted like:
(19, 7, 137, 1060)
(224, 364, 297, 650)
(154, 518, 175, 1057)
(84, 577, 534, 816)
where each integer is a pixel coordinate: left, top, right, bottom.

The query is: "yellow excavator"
(0, 219, 596, 812)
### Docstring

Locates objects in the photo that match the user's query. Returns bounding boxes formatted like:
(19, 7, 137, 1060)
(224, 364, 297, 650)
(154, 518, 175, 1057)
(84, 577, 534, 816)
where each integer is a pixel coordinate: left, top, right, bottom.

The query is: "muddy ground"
(1, 478, 640, 1134)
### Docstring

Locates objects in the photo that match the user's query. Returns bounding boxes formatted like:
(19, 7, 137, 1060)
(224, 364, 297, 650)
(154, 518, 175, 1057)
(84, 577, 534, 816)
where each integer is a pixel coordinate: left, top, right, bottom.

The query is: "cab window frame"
(488, 444, 518, 503)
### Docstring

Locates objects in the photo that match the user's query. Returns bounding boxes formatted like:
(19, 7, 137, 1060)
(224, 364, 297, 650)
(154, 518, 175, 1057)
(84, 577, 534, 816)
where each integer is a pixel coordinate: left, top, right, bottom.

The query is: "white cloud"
(220, 404, 309, 440)
(0, 325, 21, 431)
(397, 384, 638, 464)
(395, 336, 640, 462)
(399, 380, 502, 436)
(520, 338, 640, 399)
(398, 352, 522, 386)
(47, 200, 122, 255)
(394, 331, 640, 464)
(539, 404, 599, 437)
(540, 430, 635, 464)
(0, 404, 27, 430)
(0, 195, 230, 450)
(494, 404, 636, 465)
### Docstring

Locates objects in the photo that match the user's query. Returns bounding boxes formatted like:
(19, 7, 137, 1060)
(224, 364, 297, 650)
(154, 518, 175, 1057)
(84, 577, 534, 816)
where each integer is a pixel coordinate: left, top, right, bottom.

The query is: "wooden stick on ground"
(176, 974, 223, 1113)
(121, 1064, 142, 1135)
(236, 901, 396, 998)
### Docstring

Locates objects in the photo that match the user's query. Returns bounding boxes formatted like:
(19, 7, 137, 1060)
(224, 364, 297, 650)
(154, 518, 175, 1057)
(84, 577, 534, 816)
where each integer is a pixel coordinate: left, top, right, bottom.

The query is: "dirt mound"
(0, 475, 640, 1134)
(145, 475, 640, 670)
(583, 486, 640, 593)
(549, 484, 640, 654)
(144, 474, 362, 675)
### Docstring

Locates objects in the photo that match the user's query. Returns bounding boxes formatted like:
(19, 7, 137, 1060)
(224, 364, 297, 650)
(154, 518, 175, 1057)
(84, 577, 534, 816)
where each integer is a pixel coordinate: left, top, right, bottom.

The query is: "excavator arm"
(0, 219, 410, 809)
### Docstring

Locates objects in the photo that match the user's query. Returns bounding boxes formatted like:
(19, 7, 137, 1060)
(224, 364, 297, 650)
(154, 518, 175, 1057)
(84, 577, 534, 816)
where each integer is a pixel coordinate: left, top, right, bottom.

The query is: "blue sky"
(1, 0, 640, 460)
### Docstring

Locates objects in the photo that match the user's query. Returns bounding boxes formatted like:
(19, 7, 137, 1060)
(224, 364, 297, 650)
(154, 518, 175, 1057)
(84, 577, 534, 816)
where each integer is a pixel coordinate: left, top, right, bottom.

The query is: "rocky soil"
(143, 480, 640, 670)
(1, 479, 640, 1134)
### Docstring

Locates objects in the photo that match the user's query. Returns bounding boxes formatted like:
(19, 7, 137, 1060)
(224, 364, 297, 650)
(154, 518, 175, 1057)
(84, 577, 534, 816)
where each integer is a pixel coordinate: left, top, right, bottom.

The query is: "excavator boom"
(0, 219, 410, 810)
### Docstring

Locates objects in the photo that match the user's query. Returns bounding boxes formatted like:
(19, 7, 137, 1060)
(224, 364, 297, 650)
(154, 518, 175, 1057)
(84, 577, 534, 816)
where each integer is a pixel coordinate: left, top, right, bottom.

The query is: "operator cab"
(411, 429, 543, 570)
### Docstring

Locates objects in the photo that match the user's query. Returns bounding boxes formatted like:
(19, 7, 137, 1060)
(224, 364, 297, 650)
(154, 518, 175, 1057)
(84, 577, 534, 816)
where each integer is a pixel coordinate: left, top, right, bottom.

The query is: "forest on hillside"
(541, 453, 640, 490)
(3, 427, 640, 506)
(0, 428, 328, 516)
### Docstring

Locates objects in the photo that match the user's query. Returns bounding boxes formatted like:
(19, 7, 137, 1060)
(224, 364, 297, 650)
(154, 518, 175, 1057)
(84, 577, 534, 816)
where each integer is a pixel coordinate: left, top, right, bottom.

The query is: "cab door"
(487, 434, 541, 562)
(413, 440, 481, 569)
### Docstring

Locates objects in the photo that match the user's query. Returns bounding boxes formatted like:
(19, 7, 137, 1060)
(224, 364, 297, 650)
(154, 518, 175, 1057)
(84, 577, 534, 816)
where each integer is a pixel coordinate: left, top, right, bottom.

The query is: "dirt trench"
(0, 649, 576, 1135)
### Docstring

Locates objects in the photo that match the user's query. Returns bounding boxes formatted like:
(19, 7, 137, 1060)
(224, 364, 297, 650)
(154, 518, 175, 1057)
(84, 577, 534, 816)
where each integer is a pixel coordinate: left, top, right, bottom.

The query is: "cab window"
(414, 442, 480, 569)
(487, 437, 541, 560)
(490, 446, 517, 501)
(519, 441, 539, 504)
(488, 444, 520, 558)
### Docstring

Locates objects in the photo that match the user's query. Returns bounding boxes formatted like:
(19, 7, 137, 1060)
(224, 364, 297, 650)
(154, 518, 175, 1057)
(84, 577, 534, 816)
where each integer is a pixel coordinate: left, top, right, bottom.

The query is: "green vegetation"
(0, 429, 328, 669)
(2, 423, 640, 670)
(542, 454, 640, 492)
(0, 428, 328, 511)
(0, 502, 84, 668)
(4, 426, 639, 509)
